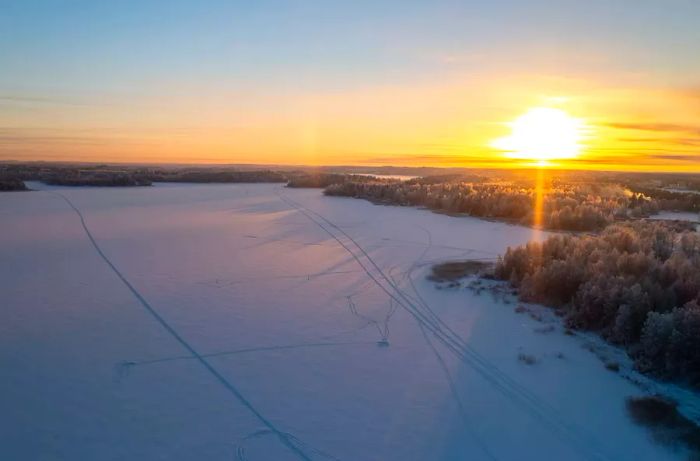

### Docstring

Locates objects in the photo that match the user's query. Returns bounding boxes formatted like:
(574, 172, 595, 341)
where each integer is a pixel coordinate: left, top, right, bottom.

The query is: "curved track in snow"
(277, 191, 612, 461)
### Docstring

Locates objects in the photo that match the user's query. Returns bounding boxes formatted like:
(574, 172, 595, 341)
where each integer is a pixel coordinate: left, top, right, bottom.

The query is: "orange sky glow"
(5, 74, 698, 172)
(2, 2, 699, 172)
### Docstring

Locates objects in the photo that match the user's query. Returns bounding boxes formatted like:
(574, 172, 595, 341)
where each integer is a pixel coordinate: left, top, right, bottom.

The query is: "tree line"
(324, 180, 660, 231)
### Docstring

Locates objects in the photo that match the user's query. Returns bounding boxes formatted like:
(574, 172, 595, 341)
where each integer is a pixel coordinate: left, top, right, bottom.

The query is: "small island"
(0, 178, 28, 191)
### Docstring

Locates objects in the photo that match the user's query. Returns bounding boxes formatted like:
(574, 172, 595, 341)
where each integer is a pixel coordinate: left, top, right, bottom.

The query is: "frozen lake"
(0, 183, 686, 460)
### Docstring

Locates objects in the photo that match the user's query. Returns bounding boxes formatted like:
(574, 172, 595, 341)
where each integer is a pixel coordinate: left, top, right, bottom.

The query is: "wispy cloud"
(0, 128, 148, 146)
(366, 153, 515, 166)
(615, 136, 700, 146)
(603, 121, 700, 135)
(0, 95, 106, 107)
(648, 154, 700, 163)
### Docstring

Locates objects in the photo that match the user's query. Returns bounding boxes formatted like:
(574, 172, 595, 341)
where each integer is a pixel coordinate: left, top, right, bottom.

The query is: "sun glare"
(491, 107, 585, 165)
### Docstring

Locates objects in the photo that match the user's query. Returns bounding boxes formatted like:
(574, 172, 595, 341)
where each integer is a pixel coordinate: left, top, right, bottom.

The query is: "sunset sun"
(491, 107, 586, 165)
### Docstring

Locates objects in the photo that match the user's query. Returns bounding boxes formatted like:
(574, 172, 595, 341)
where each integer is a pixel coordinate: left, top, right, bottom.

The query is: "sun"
(491, 107, 585, 165)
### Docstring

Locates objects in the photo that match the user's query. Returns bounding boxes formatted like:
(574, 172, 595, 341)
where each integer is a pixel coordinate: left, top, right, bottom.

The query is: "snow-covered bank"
(648, 210, 699, 224)
(0, 183, 690, 460)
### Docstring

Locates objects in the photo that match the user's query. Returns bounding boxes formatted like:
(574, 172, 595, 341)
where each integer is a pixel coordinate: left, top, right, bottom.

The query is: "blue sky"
(4, 1, 699, 93)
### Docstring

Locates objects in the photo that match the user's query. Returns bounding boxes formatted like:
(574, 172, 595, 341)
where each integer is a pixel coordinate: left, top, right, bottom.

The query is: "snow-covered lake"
(0, 183, 687, 460)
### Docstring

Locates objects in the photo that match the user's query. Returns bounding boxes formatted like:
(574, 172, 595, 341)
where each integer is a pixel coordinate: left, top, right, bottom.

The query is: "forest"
(286, 172, 383, 188)
(325, 179, 661, 231)
(626, 185, 700, 212)
(0, 163, 361, 188)
(0, 163, 289, 186)
(0, 178, 28, 191)
(42, 173, 153, 187)
(495, 221, 700, 385)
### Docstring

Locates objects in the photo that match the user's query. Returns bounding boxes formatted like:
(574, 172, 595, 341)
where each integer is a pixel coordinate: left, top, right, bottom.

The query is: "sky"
(1, 0, 699, 171)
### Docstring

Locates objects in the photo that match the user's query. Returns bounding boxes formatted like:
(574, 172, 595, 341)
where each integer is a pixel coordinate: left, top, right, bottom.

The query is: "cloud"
(362, 147, 700, 170)
(615, 136, 700, 147)
(0, 135, 111, 145)
(604, 120, 700, 158)
(0, 95, 59, 104)
(573, 151, 697, 168)
(603, 121, 700, 135)
(364, 153, 500, 166)
(0, 128, 148, 146)
(649, 153, 700, 163)
(0, 95, 105, 107)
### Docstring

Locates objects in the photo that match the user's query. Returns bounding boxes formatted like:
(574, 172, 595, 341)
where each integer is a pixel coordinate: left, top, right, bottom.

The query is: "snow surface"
(663, 188, 700, 196)
(648, 210, 700, 224)
(0, 183, 691, 460)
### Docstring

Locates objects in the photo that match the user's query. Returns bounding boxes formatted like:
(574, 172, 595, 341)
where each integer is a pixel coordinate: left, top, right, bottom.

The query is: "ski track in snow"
(345, 296, 396, 345)
(418, 323, 498, 461)
(116, 340, 375, 373)
(276, 191, 614, 461)
(49, 191, 330, 461)
(396, 224, 498, 461)
(235, 429, 341, 461)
